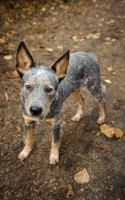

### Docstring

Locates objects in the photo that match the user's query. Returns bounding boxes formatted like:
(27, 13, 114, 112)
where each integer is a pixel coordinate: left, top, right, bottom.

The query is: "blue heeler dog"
(16, 41, 106, 164)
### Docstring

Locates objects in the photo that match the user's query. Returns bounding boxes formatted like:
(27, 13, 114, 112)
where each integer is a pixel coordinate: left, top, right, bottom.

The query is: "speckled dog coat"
(16, 41, 106, 164)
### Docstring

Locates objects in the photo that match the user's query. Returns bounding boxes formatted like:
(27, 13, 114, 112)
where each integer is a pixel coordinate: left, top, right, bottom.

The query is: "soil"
(0, 0, 125, 199)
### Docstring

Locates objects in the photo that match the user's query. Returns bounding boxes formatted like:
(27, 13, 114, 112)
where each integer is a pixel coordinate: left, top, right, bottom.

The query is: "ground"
(0, 0, 125, 199)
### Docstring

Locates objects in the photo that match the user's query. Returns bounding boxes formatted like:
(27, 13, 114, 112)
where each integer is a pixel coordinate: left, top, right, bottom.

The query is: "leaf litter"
(100, 124, 123, 139)
(74, 168, 90, 184)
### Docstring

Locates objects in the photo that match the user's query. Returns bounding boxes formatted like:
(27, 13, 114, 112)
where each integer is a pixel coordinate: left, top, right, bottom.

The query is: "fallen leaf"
(0, 38, 6, 43)
(37, 45, 45, 49)
(8, 42, 15, 48)
(104, 79, 112, 84)
(46, 48, 53, 52)
(86, 33, 100, 39)
(110, 19, 115, 23)
(100, 124, 114, 138)
(11, 70, 19, 77)
(100, 18, 105, 22)
(38, 35, 43, 39)
(114, 128, 123, 138)
(105, 41, 112, 45)
(107, 66, 113, 72)
(66, 184, 74, 199)
(82, 12, 86, 16)
(4, 91, 9, 101)
(72, 36, 78, 41)
(112, 38, 116, 42)
(57, 45, 63, 50)
(30, 36, 36, 40)
(4, 55, 12, 60)
(74, 168, 90, 184)
(7, 18, 14, 23)
(105, 37, 111, 41)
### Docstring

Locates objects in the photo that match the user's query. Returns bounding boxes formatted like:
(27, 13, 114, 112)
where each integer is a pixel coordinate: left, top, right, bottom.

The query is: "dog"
(16, 41, 106, 164)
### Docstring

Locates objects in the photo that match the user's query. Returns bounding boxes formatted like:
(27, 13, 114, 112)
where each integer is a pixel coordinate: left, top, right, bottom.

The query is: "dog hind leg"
(71, 88, 84, 121)
(87, 84, 106, 124)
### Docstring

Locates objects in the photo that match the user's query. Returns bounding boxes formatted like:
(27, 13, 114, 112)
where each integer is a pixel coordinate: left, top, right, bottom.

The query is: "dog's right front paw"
(18, 150, 29, 161)
(18, 146, 31, 161)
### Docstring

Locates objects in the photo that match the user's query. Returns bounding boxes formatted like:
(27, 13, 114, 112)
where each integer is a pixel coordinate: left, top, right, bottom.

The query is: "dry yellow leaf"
(100, 124, 114, 138)
(0, 38, 6, 43)
(4, 55, 12, 60)
(114, 128, 123, 138)
(82, 12, 86, 16)
(8, 42, 15, 48)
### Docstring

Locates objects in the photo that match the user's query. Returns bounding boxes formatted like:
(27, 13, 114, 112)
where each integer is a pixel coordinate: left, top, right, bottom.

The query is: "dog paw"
(71, 114, 82, 122)
(97, 116, 105, 124)
(50, 153, 59, 164)
(18, 146, 31, 160)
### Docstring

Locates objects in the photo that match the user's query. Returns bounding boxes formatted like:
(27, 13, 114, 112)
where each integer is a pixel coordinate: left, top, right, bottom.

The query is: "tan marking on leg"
(18, 122, 35, 160)
(23, 114, 34, 123)
(50, 134, 60, 164)
(97, 101, 106, 124)
(71, 89, 84, 121)
(46, 118, 56, 125)
(23, 114, 55, 125)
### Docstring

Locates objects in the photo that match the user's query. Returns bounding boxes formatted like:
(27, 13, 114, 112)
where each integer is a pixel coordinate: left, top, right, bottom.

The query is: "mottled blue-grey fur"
(16, 41, 106, 164)
(47, 52, 103, 119)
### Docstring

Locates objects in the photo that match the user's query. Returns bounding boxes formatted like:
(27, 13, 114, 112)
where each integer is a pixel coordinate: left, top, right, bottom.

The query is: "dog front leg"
(18, 121, 35, 160)
(50, 122, 60, 164)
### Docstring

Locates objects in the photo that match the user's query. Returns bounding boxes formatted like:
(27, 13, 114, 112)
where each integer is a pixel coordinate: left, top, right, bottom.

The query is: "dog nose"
(30, 106, 42, 116)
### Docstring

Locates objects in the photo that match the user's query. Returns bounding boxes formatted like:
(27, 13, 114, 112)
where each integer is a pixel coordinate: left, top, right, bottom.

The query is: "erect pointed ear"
(16, 41, 35, 78)
(51, 49, 70, 79)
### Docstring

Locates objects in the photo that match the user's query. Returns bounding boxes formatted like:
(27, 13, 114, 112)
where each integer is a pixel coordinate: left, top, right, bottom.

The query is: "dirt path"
(0, 0, 125, 199)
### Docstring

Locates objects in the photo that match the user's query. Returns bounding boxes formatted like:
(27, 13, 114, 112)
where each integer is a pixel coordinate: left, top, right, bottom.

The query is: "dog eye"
(26, 85, 32, 91)
(45, 87, 53, 93)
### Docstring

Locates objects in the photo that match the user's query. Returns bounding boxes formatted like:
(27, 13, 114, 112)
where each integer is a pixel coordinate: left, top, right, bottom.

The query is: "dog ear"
(16, 41, 35, 78)
(51, 49, 70, 80)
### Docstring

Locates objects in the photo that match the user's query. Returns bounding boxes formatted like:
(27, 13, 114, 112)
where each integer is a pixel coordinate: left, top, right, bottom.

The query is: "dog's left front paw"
(97, 116, 105, 124)
(50, 152, 59, 164)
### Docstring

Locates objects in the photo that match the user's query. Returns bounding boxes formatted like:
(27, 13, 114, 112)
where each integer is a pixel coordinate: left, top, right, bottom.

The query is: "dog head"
(16, 41, 69, 118)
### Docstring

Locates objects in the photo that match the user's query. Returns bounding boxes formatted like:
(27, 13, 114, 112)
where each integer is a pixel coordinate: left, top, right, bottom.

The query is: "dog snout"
(30, 106, 42, 116)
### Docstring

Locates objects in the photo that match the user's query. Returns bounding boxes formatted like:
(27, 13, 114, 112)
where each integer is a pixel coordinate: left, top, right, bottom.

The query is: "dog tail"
(101, 83, 106, 93)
